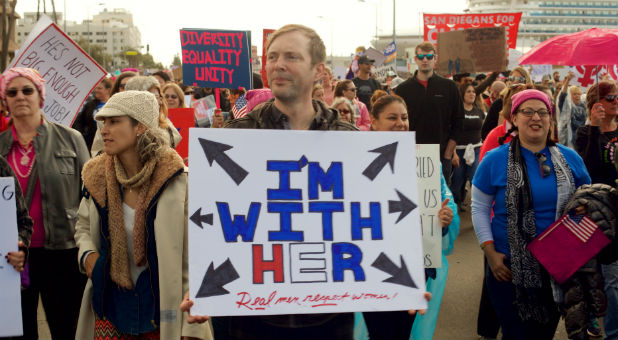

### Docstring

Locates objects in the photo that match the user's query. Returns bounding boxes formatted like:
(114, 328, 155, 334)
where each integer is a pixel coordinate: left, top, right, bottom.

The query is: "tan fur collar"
(82, 148, 184, 208)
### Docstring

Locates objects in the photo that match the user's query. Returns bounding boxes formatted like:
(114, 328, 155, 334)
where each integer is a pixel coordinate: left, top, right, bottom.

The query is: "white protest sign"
(8, 14, 106, 126)
(188, 129, 427, 316)
(416, 144, 442, 268)
(507, 49, 523, 70)
(374, 63, 397, 83)
(0, 177, 23, 337)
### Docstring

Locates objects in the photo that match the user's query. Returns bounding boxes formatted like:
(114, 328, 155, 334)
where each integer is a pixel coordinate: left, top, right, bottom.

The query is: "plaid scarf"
(506, 136, 574, 322)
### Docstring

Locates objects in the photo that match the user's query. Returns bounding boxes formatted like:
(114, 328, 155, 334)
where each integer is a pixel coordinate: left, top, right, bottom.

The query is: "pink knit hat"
(0, 67, 46, 108)
(510, 89, 553, 117)
(245, 88, 274, 112)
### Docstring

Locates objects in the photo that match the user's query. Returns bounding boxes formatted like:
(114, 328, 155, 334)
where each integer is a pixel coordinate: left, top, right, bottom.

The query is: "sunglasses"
(346, 88, 357, 92)
(416, 53, 434, 60)
(165, 94, 178, 99)
(508, 76, 526, 83)
(603, 94, 617, 102)
(535, 152, 552, 178)
(6, 87, 36, 97)
(518, 108, 550, 117)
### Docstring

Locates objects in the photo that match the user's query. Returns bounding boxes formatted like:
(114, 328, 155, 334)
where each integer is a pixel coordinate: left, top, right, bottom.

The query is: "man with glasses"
(353, 55, 381, 111)
(394, 41, 463, 185)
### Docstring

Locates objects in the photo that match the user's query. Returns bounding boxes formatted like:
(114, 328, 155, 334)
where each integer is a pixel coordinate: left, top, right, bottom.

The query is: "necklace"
(11, 147, 35, 178)
(17, 143, 33, 166)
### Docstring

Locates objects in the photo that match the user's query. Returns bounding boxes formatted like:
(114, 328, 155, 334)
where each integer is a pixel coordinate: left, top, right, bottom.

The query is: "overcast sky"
(16, 0, 467, 67)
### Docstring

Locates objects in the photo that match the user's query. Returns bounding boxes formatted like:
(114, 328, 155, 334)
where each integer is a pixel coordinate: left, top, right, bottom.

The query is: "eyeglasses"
(603, 94, 617, 102)
(508, 76, 526, 83)
(518, 108, 550, 117)
(6, 87, 36, 97)
(535, 152, 551, 178)
(165, 94, 178, 99)
(416, 53, 435, 60)
(339, 109, 351, 114)
(346, 88, 357, 92)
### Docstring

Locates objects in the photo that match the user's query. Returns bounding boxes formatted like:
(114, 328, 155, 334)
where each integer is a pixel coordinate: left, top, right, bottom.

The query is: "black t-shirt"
(353, 77, 381, 110)
(458, 106, 485, 145)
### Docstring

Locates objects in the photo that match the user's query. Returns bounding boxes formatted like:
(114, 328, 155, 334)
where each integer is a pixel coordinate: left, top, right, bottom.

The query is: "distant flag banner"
(231, 94, 248, 118)
(528, 214, 611, 284)
(383, 42, 397, 64)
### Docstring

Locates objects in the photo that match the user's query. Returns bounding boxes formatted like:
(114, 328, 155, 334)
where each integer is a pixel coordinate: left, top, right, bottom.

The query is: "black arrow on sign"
(389, 190, 417, 223)
(190, 208, 213, 229)
(362, 142, 398, 181)
(371, 252, 417, 289)
(196, 258, 240, 298)
(198, 138, 249, 185)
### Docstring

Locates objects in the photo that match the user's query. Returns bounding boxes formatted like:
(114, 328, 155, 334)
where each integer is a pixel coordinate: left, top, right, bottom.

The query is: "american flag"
(563, 215, 599, 243)
(231, 94, 248, 119)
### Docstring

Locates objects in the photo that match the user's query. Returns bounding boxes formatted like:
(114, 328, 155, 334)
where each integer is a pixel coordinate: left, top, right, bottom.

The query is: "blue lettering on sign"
(308, 162, 344, 200)
(308, 202, 344, 241)
(351, 202, 383, 240)
(267, 160, 305, 200)
(216, 202, 261, 242)
(267, 202, 304, 241)
(332, 242, 365, 281)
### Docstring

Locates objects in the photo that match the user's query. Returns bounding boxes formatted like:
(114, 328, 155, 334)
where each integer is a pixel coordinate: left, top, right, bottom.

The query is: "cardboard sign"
(8, 15, 106, 126)
(416, 145, 442, 268)
(180, 29, 251, 89)
(0, 177, 22, 337)
(424, 12, 521, 49)
(167, 108, 195, 161)
(188, 129, 427, 316)
(437, 27, 507, 76)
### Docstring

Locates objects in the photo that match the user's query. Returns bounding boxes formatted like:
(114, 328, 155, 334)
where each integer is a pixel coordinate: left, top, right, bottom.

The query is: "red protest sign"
(167, 108, 196, 161)
(261, 29, 275, 88)
(423, 13, 521, 50)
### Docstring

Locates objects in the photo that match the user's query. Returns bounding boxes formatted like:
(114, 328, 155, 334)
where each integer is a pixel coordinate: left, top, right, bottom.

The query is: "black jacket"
(0, 155, 33, 248)
(394, 71, 463, 156)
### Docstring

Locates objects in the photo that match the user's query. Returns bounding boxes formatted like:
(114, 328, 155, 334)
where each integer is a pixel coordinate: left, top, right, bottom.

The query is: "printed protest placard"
(569, 65, 618, 88)
(437, 27, 507, 76)
(180, 29, 251, 89)
(8, 15, 106, 126)
(0, 177, 22, 337)
(424, 12, 521, 49)
(416, 145, 442, 268)
(188, 129, 427, 316)
(167, 108, 195, 161)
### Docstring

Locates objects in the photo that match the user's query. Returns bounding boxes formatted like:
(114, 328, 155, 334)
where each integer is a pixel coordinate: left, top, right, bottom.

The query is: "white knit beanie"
(94, 90, 159, 130)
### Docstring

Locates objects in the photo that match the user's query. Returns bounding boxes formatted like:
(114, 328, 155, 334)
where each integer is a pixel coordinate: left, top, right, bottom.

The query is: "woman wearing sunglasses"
(472, 89, 590, 340)
(574, 80, 618, 340)
(162, 83, 186, 109)
(334, 80, 371, 131)
(331, 97, 355, 124)
(0, 67, 91, 339)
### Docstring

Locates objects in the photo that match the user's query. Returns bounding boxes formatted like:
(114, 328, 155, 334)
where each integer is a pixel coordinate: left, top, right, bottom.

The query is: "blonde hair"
(162, 83, 186, 108)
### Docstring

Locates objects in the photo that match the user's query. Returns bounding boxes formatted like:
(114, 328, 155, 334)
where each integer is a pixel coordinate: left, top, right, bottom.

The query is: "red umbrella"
(518, 28, 618, 66)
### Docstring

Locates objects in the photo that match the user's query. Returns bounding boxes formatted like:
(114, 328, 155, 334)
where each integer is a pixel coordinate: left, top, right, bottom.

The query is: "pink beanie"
(510, 89, 553, 117)
(0, 67, 46, 108)
(245, 88, 274, 112)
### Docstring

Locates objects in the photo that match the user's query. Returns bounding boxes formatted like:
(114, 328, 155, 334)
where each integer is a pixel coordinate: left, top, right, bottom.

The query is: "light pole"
(392, 0, 396, 46)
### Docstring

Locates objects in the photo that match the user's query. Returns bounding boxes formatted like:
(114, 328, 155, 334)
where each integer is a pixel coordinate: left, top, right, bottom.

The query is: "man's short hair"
(415, 41, 436, 55)
(266, 24, 326, 66)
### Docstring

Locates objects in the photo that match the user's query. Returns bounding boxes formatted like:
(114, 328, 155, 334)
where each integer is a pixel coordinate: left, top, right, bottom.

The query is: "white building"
(16, 9, 142, 71)
(466, 0, 618, 49)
